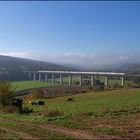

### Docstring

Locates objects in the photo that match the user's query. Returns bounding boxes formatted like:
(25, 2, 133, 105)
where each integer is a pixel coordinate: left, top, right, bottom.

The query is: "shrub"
(133, 77, 140, 85)
(0, 81, 16, 106)
(82, 90, 87, 93)
(75, 111, 93, 116)
(23, 106, 33, 113)
(93, 85, 105, 91)
(127, 83, 132, 87)
(0, 105, 18, 114)
(38, 108, 64, 117)
(112, 83, 119, 89)
(88, 86, 93, 90)
(132, 85, 140, 88)
(25, 89, 45, 101)
(118, 85, 123, 88)
(106, 85, 111, 90)
(99, 107, 110, 114)
(83, 80, 90, 85)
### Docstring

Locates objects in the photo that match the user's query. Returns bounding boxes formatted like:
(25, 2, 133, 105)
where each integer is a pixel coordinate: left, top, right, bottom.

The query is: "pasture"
(12, 76, 136, 91)
(28, 88, 140, 115)
(12, 81, 58, 91)
(1, 81, 140, 139)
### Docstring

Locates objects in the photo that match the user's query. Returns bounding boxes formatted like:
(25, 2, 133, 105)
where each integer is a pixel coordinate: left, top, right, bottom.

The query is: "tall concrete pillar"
(60, 74, 63, 85)
(69, 74, 72, 85)
(91, 75, 94, 86)
(52, 74, 55, 83)
(33, 73, 36, 81)
(45, 73, 48, 82)
(79, 74, 82, 86)
(105, 76, 108, 86)
(39, 73, 41, 81)
(28, 73, 32, 80)
(121, 77, 125, 86)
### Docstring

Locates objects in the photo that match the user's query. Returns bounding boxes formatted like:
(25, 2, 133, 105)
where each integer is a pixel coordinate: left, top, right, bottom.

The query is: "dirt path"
(0, 126, 38, 139)
(0, 118, 97, 139)
(39, 124, 96, 139)
(0, 118, 120, 139)
(1, 113, 140, 139)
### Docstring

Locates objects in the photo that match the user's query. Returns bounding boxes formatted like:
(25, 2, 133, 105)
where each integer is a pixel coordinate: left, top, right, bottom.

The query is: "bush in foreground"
(38, 108, 64, 117)
(25, 89, 45, 101)
(0, 81, 16, 106)
(0, 105, 18, 114)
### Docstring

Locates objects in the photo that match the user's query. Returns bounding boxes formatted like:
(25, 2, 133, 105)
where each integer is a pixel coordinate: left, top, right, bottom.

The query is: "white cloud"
(0, 52, 33, 59)
(0, 51, 139, 67)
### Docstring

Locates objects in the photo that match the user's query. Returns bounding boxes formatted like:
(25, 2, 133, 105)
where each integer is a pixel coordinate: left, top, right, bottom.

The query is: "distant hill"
(0, 55, 76, 81)
(0, 55, 140, 81)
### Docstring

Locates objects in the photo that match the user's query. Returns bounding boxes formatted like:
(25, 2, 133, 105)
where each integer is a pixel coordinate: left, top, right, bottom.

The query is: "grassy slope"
(2, 88, 140, 120)
(1, 88, 140, 139)
(28, 88, 140, 115)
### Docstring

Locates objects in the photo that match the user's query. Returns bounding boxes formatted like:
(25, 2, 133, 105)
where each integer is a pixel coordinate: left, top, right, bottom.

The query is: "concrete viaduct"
(24, 70, 132, 86)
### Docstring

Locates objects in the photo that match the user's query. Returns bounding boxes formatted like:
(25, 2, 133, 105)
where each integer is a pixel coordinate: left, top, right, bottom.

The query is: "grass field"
(1, 88, 140, 139)
(12, 77, 135, 91)
(12, 81, 59, 91)
(28, 88, 140, 115)
(12, 80, 140, 115)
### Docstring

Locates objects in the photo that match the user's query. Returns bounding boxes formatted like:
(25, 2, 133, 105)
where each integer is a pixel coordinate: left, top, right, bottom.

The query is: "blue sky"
(0, 1, 140, 66)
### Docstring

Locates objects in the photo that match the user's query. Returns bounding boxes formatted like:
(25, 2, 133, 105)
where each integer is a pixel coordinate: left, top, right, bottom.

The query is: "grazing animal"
(66, 97, 75, 102)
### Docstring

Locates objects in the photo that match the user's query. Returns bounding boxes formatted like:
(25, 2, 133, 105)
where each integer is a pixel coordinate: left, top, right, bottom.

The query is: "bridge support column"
(79, 74, 82, 86)
(52, 74, 55, 83)
(69, 74, 72, 85)
(121, 77, 125, 86)
(33, 73, 36, 81)
(60, 74, 63, 85)
(39, 73, 42, 81)
(105, 76, 108, 86)
(91, 75, 94, 86)
(28, 73, 32, 80)
(45, 73, 48, 82)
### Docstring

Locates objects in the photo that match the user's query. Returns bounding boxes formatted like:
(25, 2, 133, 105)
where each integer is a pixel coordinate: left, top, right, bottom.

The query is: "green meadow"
(26, 88, 140, 115)
(1, 84, 140, 139)
(1, 88, 140, 121)
(12, 81, 58, 91)
(12, 76, 135, 91)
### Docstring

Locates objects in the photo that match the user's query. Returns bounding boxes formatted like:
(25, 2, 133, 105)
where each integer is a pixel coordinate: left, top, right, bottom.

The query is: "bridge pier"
(52, 74, 55, 83)
(69, 74, 72, 85)
(121, 77, 125, 86)
(28, 72, 32, 80)
(33, 73, 36, 81)
(39, 73, 41, 81)
(45, 73, 48, 82)
(91, 75, 94, 86)
(79, 74, 82, 86)
(60, 74, 63, 85)
(105, 76, 108, 86)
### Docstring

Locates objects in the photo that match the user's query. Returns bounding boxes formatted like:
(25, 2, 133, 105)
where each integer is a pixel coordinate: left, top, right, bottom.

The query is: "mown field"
(1, 88, 140, 139)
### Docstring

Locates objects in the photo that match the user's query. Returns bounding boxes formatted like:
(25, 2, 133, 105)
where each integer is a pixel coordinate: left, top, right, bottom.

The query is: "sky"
(0, 1, 140, 66)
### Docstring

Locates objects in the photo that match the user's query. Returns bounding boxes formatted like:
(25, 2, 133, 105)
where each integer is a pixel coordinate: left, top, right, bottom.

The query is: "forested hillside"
(0, 55, 74, 81)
